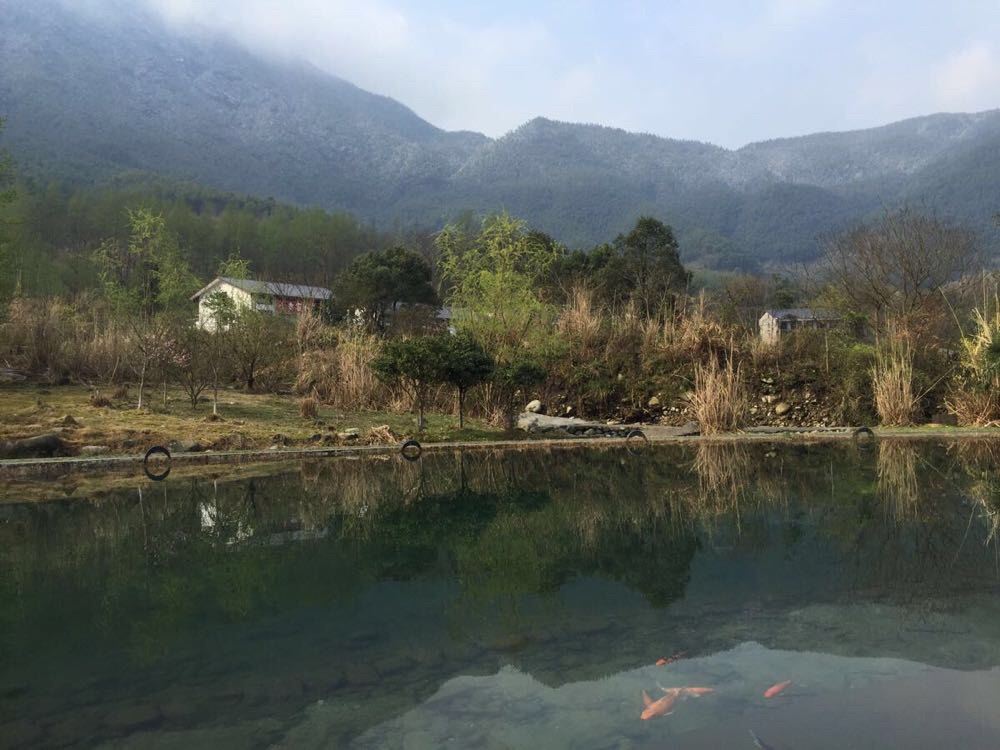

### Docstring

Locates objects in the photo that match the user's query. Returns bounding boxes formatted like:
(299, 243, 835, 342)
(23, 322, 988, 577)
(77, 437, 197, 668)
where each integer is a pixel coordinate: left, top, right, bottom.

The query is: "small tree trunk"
(417, 392, 426, 432)
(137, 359, 146, 410)
(212, 376, 219, 416)
(458, 387, 465, 429)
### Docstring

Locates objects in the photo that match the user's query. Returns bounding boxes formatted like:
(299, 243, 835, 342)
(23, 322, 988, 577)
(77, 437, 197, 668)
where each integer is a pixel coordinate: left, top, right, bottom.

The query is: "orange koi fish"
(641, 688, 681, 720)
(655, 651, 688, 667)
(763, 680, 792, 698)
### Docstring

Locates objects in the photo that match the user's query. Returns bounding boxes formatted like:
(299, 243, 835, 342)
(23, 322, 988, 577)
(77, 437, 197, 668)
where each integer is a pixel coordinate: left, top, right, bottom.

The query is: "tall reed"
(690, 354, 749, 434)
(946, 299, 1000, 426)
(871, 342, 918, 426)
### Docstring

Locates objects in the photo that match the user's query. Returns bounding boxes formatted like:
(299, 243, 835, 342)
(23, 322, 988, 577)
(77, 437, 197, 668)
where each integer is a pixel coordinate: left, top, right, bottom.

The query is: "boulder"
(61, 414, 80, 427)
(0, 434, 68, 459)
(647, 396, 661, 408)
(517, 412, 630, 438)
(774, 402, 792, 416)
(337, 428, 361, 440)
(525, 399, 544, 414)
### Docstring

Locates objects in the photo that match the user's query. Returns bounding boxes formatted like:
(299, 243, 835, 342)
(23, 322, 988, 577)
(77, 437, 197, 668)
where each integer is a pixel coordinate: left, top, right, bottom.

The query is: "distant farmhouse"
(759, 308, 840, 344)
(191, 277, 332, 331)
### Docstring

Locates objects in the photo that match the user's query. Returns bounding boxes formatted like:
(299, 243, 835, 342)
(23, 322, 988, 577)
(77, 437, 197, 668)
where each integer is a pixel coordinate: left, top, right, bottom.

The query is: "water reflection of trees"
(6, 441, 1000, 668)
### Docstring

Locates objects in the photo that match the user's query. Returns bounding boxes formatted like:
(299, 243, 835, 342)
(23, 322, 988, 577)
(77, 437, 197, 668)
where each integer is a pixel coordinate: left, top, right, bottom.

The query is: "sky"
(147, 0, 1000, 148)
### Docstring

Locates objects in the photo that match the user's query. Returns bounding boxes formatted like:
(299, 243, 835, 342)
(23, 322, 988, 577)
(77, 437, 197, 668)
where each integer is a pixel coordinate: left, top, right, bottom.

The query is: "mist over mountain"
(2, 0, 999, 268)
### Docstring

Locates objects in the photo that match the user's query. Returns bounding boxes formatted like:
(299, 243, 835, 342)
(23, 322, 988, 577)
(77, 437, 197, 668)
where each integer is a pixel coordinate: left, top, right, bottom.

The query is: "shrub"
(89, 390, 112, 408)
(372, 335, 450, 431)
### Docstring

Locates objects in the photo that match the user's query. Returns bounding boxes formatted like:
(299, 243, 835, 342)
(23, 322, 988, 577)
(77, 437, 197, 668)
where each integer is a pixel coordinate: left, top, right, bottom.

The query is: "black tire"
(853, 426, 875, 439)
(143, 445, 171, 481)
(625, 429, 650, 453)
(400, 439, 422, 462)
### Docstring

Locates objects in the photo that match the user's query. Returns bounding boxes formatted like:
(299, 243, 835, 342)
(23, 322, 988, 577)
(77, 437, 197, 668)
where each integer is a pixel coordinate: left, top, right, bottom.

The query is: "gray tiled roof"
(763, 308, 840, 321)
(193, 277, 332, 301)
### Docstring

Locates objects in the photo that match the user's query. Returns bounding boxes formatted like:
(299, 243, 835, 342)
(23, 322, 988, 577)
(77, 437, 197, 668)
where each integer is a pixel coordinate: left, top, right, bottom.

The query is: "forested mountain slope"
(2, 0, 999, 266)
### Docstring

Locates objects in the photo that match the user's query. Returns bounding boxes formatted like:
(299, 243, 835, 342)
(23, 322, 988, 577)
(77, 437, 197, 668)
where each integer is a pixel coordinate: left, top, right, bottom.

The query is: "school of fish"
(640, 652, 794, 731)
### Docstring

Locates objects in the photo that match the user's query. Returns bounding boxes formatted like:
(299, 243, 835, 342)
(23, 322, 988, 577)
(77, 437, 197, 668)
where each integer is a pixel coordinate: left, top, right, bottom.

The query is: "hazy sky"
(148, 0, 1000, 147)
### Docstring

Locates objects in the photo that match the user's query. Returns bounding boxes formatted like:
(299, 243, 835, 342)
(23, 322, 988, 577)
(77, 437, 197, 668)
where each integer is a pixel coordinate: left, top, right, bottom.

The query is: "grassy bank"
(0, 384, 502, 455)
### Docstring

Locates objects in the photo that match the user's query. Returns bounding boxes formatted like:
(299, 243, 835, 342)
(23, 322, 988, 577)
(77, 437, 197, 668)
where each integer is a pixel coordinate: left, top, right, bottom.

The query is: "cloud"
(933, 42, 1000, 110)
(144, 0, 557, 136)
(766, 0, 832, 24)
(136, 0, 1000, 147)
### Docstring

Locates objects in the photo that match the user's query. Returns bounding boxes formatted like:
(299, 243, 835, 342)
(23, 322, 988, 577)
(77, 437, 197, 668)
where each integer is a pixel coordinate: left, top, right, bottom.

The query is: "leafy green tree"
(93, 207, 199, 318)
(334, 246, 436, 330)
(437, 213, 561, 364)
(612, 216, 690, 317)
(92, 208, 199, 408)
(371, 335, 449, 431)
(218, 252, 252, 281)
(439, 333, 494, 428)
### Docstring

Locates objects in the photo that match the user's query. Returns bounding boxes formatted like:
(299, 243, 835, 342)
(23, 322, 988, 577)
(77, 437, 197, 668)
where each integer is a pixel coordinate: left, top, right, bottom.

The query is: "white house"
(191, 277, 332, 331)
(759, 308, 840, 345)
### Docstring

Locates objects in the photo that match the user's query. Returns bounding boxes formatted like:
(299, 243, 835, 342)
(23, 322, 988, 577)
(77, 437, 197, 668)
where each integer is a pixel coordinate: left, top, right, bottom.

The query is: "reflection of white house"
(191, 277, 332, 331)
(759, 308, 840, 345)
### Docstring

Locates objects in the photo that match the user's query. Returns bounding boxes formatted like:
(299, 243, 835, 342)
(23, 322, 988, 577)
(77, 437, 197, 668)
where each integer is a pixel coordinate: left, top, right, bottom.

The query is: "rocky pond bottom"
(3, 440, 1000, 748)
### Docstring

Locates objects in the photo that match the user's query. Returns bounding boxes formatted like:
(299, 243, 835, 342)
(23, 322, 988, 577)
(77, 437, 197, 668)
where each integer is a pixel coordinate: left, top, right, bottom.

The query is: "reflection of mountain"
(3, 442, 1000, 745)
(347, 644, 1000, 749)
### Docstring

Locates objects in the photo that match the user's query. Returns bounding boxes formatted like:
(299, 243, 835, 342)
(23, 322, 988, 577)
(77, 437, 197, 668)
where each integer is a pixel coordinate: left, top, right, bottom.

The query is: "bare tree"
(822, 208, 979, 334)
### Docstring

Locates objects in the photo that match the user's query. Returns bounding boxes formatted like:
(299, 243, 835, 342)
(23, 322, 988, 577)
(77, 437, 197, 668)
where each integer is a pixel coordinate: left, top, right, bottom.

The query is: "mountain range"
(2, 0, 999, 268)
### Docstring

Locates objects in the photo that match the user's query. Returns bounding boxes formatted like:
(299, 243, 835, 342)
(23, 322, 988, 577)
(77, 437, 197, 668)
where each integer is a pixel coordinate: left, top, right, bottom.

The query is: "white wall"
(196, 281, 252, 331)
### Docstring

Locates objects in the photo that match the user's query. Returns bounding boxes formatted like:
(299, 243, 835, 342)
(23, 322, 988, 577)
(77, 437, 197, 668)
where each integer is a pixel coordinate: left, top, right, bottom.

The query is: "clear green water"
(4, 440, 1000, 748)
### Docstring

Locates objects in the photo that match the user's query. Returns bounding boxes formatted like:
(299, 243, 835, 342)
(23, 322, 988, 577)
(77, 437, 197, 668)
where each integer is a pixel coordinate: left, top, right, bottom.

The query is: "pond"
(3, 440, 1000, 748)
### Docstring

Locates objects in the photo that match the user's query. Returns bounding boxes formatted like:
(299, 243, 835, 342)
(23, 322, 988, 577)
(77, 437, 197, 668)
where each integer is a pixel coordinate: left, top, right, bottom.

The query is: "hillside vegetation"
(2, 0, 1000, 269)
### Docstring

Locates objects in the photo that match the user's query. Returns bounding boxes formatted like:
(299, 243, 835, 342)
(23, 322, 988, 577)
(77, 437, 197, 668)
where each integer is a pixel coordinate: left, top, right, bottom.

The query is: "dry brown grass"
(557, 287, 603, 345)
(871, 343, 918, 426)
(299, 396, 318, 419)
(364, 424, 401, 444)
(947, 302, 1000, 426)
(689, 354, 749, 434)
(294, 329, 414, 411)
